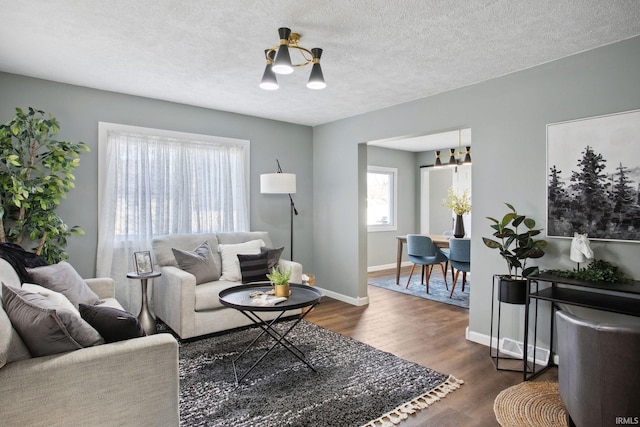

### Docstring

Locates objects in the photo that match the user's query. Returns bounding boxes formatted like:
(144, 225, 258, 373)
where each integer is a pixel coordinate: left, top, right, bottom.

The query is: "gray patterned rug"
(369, 273, 470, 309)
(178, 319, 462, 426)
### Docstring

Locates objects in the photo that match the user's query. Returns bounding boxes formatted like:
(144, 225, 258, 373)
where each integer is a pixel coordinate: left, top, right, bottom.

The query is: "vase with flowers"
(443, 187, 472, 238)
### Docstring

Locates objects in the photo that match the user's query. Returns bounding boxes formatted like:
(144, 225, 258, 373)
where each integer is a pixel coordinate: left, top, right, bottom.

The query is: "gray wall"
(366, 146, 416, 268)
(0, 73, 314, 278)
(313, 36, 640, 343)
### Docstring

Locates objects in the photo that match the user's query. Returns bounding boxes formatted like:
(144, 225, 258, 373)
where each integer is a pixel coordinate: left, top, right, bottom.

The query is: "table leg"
(138, 278, 156, 335)
(396, 238, 403, 284)
(232, 304, 318, 384)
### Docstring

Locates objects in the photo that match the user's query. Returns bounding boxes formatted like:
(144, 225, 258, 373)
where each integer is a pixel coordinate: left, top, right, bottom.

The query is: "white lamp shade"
(261, 173, 296, 194)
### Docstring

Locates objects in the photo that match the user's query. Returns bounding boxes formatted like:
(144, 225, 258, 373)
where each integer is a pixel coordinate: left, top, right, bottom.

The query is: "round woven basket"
(494, 381, 567, 427)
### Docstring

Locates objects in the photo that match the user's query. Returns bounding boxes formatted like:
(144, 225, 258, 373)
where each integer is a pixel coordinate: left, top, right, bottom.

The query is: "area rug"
(494, 381, 566, 427)
(178, 319, 463, 426)
(369, 274, 469, 309)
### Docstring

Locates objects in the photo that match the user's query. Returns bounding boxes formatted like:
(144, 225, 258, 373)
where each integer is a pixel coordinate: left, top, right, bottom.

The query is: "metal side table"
(127, 271, 161, 335)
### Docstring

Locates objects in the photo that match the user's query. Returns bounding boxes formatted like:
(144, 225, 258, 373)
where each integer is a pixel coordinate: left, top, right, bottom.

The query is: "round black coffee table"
(219, 283, 322, 384)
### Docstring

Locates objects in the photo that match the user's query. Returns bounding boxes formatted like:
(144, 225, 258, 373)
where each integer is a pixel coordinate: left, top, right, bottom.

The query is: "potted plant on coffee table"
(483, 203, 548, 304)
(267, 266, 292, 297)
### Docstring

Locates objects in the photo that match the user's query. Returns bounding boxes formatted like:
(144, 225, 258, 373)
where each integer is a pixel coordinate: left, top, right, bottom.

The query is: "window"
(96, 122, 250, 309)
(367, 166, 397, 231)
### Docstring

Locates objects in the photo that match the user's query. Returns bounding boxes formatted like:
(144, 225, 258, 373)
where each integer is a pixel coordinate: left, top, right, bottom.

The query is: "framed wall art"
(546, 109, 640, 242)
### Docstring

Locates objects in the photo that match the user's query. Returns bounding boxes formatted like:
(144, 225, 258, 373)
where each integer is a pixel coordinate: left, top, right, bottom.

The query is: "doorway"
(365, 128, 472, 308)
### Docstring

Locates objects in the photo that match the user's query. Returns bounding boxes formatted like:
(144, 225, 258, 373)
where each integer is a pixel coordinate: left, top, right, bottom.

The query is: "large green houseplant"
(483, 203, 548, 303)
(0, 107, 89, 263)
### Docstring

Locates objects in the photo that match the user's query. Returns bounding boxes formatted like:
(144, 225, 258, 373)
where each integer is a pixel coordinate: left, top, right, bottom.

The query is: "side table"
(127, 271, 161, 335)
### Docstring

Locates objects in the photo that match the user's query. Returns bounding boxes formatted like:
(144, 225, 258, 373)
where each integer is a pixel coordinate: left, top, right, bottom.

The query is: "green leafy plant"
(0, 107, 89, 263)
(483, 203, 548, 278)
(544, 259, 630, 283)
(266, 266, 292, 286)
(443, 187, 472, 215)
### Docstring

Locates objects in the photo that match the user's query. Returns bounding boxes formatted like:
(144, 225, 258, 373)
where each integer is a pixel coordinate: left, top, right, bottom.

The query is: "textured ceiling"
(1, 1, 639, 127)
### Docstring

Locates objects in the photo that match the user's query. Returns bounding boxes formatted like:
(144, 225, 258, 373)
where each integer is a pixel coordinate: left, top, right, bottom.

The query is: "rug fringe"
(360, 375, 464, 427)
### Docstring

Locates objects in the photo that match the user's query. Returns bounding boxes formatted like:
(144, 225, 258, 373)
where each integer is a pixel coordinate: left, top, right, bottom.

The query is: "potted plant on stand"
(483, 203, 547, 304)
(443, 187, 471, 238)
(267, 266, 292, 297)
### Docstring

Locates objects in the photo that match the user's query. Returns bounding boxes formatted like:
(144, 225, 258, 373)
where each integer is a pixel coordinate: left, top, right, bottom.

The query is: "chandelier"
(260, 27, 326, 90)
(434, 130, 471, 167)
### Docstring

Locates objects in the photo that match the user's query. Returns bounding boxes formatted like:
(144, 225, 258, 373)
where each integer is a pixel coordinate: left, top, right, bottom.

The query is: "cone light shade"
(272, 27, 294, 75)
(306, 48, 326, 89)
(259, 50, 279, 90)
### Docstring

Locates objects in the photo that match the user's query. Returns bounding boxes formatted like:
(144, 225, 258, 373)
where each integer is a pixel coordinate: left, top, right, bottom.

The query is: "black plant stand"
(489, 275, 534, 373)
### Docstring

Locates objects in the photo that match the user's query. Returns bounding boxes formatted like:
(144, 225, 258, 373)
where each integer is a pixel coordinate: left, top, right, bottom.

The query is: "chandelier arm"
(265, 46, 313, 67)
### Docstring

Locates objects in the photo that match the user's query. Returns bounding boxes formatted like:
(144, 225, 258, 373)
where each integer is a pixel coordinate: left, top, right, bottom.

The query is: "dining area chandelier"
(260, 27, 326, 90)
(434, 130, 472, 167)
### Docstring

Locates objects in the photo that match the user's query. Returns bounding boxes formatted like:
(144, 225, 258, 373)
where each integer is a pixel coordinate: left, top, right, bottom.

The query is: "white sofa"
(152, 231, 303, 339)
(0, 258, 180, 427)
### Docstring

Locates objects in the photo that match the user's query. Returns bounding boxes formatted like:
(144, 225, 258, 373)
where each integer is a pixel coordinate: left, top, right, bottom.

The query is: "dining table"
(395, 234, 450, 284)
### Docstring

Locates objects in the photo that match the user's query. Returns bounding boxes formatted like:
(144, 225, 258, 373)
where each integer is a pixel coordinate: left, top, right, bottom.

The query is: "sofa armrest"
(0, 334, 179, 426)
(84, 277, 116, 299)
(154, 265, 197, 338)
(279, 259, 303, 284)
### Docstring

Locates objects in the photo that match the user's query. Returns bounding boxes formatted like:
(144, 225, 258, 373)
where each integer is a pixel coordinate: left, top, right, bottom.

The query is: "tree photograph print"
(547, 110, 640, 242)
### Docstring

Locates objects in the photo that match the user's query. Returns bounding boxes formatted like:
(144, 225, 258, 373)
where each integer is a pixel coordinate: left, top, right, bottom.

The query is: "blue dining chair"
(405, 234, 449, 293)
(447, 237, 470, 298)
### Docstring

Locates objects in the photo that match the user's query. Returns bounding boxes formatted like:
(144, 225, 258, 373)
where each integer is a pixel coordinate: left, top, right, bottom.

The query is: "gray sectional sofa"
(152, 231, 303, 339)
(0, 257, 180, 427)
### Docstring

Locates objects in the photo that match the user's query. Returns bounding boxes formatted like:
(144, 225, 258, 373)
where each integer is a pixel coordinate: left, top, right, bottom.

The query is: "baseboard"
(466, 328, 559, 365)
(466, 327, 491, 347)
(367, 262, 411, 272)
(315, 286, 370, 306)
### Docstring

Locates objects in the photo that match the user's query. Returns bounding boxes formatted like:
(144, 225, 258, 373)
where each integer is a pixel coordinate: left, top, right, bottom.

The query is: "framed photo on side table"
(134, 251, 153, 275)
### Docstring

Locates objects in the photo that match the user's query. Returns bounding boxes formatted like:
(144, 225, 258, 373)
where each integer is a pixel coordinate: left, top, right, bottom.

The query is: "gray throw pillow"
(237, 252, 270, 284)
(260, 246, 285, 269)
(172, 241, 220, 284)
(79, 304, 146, 343)
(2, 284, 104, 357)
(26, 261, 100, 308)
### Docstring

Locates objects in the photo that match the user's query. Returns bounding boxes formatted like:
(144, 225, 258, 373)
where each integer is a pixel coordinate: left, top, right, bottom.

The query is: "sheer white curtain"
(97, 124, 249, 312)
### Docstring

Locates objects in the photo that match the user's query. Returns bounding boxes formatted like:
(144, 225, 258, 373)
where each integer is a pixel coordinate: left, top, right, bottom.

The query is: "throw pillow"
(172, 241, 220, 284)
(237, 252, 270, 283)
(79, 304, 146, 343)
(26, 261, 101, 308)
(2, 283, 104, 357)
(260, 246, 285, 269)
(21, 283, 80, 317)
(218, 239, 265, 282)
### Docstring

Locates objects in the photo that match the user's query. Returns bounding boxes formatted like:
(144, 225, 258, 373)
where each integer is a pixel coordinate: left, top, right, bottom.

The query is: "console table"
(523, 272, 640, 381)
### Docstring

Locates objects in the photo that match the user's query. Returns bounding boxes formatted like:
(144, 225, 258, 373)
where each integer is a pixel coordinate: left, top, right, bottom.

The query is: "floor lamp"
(260, 159, 298, 260)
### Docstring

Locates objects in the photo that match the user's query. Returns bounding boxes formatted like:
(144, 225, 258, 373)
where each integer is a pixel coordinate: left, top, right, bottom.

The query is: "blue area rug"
(369, 272, 470, 309)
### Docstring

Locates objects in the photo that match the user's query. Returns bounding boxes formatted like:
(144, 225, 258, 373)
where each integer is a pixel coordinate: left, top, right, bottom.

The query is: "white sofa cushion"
(194, 279, 242, 311)
(218, 239, 265, 282)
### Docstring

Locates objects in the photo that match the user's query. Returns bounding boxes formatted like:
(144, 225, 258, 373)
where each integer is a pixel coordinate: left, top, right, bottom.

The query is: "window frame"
(97, 122, 250, 235)
(367, 165, 398, 232)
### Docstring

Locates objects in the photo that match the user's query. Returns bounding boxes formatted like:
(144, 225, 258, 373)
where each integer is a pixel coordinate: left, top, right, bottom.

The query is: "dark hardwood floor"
(305, 267, 558, 427)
